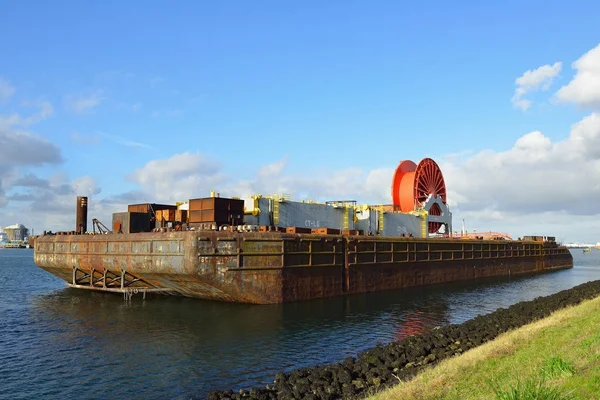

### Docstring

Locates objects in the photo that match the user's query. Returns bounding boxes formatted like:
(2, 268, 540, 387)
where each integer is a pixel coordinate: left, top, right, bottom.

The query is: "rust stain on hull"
(33, 231, 574, 304)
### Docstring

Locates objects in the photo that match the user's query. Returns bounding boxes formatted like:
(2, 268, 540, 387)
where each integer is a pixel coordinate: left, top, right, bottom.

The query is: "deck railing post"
(373, 241, 377, 264)
(344, 238, 349, 292)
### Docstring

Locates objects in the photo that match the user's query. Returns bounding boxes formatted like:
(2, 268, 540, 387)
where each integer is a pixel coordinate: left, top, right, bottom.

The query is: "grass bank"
(367, 295, 600, 400)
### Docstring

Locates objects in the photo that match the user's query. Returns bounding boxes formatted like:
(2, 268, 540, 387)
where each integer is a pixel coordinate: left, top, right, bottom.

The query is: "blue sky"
(1, 1, 600, 242)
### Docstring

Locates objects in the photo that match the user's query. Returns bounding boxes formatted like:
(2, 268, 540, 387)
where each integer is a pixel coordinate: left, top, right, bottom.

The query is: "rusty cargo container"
(112, 212, 152, 234)
(188, 197, 243, 226)
(33, 230, 573, 304)
(189, 197, 244, 212)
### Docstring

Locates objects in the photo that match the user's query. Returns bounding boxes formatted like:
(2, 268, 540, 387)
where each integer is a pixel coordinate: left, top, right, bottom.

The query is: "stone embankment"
(205, 280, 600, 400)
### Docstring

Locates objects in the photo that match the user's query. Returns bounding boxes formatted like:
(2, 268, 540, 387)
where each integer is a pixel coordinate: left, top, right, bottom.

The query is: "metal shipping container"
(252, 198, 354, 230)
(188, 197, 244, 212)
(381, 212, 424, 238)
(112, 212, 152, 234)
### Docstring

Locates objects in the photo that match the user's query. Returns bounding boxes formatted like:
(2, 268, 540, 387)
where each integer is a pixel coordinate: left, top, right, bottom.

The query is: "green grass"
(540, 356, 575, 380)
(489, 377, 576, 400)
(487, 356, 576, 400)
(367, 295, 600, 400)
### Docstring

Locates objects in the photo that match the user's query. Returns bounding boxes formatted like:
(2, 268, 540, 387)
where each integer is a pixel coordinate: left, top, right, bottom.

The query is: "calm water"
(1, 248, 599, 399)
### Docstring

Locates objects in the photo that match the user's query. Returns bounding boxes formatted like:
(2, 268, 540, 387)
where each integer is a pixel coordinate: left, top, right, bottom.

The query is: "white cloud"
(222, 158, 391, 205)
(512, 97, 532, 112)
(71, 130, 152, 149)
(0, 129, 61, 168)
(125, 152, 394, 208)
(9, 173, 50, 189)
(34, 101, 53, 120)
(555, 43, 600, 109)
(127, 152, 223, 202)
(0, 101, 54, 128)
(66, 92, 105, 113)
(512, 62, 562, 110)
(100, 132, 152, 149)
(72, 176, 101, 197)
(569, 113, 600, 159)
(258, 158, 287, 179)
(0, 93, 64, 232)
(515, 62, 563, 89)
(0, 171, 106, 235)
(0, 77, 15, 104)
(0, 114, 21, 129)
(437, 111, 600, 240)
(23, 101, 53, 125)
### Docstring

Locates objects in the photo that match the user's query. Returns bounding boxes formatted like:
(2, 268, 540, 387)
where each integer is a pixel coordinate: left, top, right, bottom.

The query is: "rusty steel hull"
(33, 231, 574, 304)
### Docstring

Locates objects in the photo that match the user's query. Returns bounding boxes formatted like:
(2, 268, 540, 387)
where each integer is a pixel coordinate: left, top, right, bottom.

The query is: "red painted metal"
(391, 158, 447, 232)
(413, 158, 447, 206)
(391, 160, 417, 212)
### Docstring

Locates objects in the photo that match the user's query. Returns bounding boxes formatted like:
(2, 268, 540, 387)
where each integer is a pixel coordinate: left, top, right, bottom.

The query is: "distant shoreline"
(0, 242, 30, 249)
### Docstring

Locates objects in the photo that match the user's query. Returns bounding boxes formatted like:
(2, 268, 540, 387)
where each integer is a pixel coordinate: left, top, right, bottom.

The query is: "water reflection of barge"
(32, 158, 573, 304)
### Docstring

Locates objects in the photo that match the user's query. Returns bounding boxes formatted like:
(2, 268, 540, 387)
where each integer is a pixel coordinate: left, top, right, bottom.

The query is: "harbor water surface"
(0, 248, 597, 399)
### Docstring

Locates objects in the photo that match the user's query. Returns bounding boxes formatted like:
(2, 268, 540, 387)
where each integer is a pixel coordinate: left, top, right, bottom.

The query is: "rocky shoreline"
(204, 279, 600, 400)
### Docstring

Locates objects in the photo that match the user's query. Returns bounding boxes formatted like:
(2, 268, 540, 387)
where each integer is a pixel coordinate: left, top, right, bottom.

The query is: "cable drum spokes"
(414, 158, 446, 206)
(427, 202, 442, 233)
(391, 157, 448, 233)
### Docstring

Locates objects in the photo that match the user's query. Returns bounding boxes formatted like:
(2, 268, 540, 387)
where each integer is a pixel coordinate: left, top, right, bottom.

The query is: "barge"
(32, 158, 573, 304)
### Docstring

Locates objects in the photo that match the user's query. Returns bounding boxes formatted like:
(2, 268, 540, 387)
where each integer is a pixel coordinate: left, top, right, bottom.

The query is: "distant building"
(0, 231, 7, 242)
(4, 224, 29, 241)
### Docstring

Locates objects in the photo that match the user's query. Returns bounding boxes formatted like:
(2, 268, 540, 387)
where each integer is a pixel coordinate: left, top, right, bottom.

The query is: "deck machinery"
(215, 158, 451, 238)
